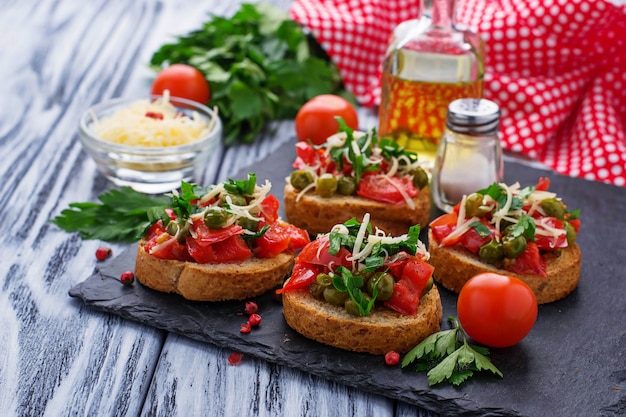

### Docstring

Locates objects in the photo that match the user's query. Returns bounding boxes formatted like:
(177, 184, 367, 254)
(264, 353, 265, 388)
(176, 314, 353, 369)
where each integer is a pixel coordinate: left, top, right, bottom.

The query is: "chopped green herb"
(402, 316, 503, 386)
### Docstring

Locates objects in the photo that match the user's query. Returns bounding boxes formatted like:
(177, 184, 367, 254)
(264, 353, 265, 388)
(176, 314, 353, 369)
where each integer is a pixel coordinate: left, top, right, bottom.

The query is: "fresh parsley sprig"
(51, 188, 172, 242)
(402, 316, 503, 386)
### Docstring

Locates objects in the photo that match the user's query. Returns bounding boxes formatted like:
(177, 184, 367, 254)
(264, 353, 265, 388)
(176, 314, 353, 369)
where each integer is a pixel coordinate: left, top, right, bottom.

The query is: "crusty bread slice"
(282, 285, 442, 355)
(135, 240, 295, 301)
(428, 229, 581, 304)
(283, 183, 431, 237)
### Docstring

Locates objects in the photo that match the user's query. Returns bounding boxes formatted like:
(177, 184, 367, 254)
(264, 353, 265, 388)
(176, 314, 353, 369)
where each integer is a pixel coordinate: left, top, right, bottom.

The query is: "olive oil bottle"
(378, 0, 485, 170)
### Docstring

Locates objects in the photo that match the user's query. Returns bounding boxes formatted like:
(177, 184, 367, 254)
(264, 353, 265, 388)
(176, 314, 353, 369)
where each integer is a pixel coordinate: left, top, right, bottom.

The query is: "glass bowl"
(78, 95, 222, 194)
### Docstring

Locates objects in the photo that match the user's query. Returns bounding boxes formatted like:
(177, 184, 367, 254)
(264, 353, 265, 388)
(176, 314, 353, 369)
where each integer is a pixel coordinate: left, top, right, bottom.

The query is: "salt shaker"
(431, 98, 503, 213)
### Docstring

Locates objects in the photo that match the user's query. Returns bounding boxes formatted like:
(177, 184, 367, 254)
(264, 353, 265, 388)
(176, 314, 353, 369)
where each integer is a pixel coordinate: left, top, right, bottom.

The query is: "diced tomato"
(384, 258, 433, 316)
(534, 217, 568, 250)
(187, 235, 251, 264)
(295, 235, 352, 270)
(293, 141, 319, 167)
(384, 255, 410, 280)
(145, 220, 167, 241)
(385, 279, 420, 316)
(191, 219, 244, 247)
(277, 263, 321, 294)
(255, 222, 311, 258)
(461, 220, 496, 253)
(535, 177, 551, 191)
(401, 259, 435, 296)
(259, 194, 280, 224)
(506, 242, 546, 277)
(356, 174, 418, 205)
(429, 212, 458, 243)
(145, 235, 192, 261)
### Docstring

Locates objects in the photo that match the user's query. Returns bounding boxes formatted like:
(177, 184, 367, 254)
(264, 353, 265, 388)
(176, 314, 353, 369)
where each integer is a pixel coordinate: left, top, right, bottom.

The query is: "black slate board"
(70, 139, 626, 417)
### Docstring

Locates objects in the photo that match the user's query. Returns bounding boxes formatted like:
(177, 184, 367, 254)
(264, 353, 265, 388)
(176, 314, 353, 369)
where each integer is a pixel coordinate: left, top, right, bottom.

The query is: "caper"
(564, 221, 577, 245)
(411, 167, 429, 190)
(323, 287, 348, 306)
(237, 216, 259, 232)
(166, 220, 190, 243)
(337, 176, 357, 195)
(344, 299, 362, 316)
(502, 235, 527, 258)
(290, 170, 314, 190)
(204, 207, 231, 229)
(316, 174, 338, 198)
(316, 273, 333, 287)
(479, 239, 504, 264)
(465, 193, 490, 217)
(166, 221, 179, 236)
(309, 283, 326, 299)
(218, 193, 247, 207)
(366, 273, 395, 301)
(541, 198, 565, 220)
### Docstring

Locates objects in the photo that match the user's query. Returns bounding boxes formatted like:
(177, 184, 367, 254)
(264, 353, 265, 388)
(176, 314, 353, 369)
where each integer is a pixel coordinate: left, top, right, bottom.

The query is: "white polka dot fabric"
(290, 0, 626, 187)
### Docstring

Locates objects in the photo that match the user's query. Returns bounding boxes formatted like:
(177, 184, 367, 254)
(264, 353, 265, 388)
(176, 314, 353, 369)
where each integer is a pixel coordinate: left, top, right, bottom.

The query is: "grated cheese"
(92, 91, 216, 147)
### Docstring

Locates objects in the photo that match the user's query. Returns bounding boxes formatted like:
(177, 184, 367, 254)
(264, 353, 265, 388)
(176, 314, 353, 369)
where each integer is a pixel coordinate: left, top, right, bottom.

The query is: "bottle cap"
(445, 98, 500, 135)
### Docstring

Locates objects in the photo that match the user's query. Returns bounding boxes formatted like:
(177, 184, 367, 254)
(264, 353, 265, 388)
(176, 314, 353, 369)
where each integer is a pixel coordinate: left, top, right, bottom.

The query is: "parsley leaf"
(150, 2, 353, 145)
(224, 173, 257, 195)
(51, 187, 171, 242)
(402, 317, 503, 386)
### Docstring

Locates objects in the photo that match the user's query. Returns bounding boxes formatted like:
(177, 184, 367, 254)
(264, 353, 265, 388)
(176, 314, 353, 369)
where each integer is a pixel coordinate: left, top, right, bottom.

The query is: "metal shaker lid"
(445, 98, 501, 135)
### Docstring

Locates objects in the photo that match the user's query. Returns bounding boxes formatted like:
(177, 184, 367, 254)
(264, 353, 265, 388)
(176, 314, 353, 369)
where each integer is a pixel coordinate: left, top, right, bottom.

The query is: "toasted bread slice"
(283, 183, 431, 237)
(135, 240, 295, 301)
(428, 229, 581, 304)
(282, 285, 442, 355)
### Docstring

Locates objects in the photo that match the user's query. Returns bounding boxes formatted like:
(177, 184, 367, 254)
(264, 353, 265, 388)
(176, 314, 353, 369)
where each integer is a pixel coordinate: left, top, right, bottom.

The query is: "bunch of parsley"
(150, 2, 353, 145)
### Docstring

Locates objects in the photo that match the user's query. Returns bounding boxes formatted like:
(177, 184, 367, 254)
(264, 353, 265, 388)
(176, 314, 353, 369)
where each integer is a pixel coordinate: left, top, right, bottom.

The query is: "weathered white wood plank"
(0, 0, 441, 415)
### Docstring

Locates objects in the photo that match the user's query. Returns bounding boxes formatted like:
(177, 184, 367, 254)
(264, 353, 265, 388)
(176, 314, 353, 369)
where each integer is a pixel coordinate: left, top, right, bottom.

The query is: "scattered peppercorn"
(248, 313, 262, 327)
(145, 111, 164, 120)
(240, 322, 251, 333)
(244, 301, 258, 315)
(95, 247, 112, 262)
(120, 271, 135, 285)
(384, 351, 400, 366)
(227, 352, 243, 365)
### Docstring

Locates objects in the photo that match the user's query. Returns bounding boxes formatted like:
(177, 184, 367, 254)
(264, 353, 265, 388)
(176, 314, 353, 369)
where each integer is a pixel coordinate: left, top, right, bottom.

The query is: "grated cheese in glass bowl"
(78, 93, 222, 194)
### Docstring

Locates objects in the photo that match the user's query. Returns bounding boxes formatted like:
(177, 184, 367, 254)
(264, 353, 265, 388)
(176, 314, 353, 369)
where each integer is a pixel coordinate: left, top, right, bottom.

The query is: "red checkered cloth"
(290, 0, 626, 187)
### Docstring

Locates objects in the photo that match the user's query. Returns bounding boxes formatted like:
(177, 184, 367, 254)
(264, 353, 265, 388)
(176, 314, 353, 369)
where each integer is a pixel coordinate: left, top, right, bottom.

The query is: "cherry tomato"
(151, 64, 211, 104)
(356, 174, 417, 204)
(295, 94, 358, 145)
(457, 273, 538, 348)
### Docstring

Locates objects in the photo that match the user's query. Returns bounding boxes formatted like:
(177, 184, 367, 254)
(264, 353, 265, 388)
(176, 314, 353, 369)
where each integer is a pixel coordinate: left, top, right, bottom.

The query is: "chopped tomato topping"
(356, 174, 418, 205)
(507, 242, 546, 277)
(191, 219, 244, 246)
(187, 235, 251, 264)
(145, 235, 192, 261)
(429, 212, 458, 244)
(384, 258, 433, 316)
(260, 194, 280, 224)
(295, 235, 352, 270)
(535, 177, 551, 191)
(277, 263, 321, 294)
(534, 217, 568, 250)
(461, 220, 496, 253)
(255, 222, 310, 258)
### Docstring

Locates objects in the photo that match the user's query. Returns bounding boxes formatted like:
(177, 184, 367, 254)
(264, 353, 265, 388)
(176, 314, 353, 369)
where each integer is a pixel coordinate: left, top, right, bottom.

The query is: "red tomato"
(295, 236, 352, 270)
(507, 242, 546, 277)
(457, 272, 538, 348)
(254, 222, 310, 258)
(295, 94, 358, 145)
(259, 194, 280, 224)
(384, 258, 434, 316)
(277, 263, 321, 294)
(534, 218, 568, 250)
(461, 220, 496, 253)
(187, 235, 251, 264)
(356, 174, 418, 205)
(145, 235, 192, 262)
(151, 64, 211, 104)
(429, 212, 458, 244)
(190, 220, 243, 246)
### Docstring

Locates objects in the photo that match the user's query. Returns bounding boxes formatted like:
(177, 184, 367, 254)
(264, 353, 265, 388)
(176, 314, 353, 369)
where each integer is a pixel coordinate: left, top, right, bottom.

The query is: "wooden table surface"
(0, 0, 442, 416)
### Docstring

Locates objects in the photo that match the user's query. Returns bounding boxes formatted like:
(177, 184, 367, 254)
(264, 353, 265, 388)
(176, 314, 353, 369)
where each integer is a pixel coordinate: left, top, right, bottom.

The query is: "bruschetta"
(134, 174, 310, 301)
(283, 122, 431, 237)
(428, 178, 581, 304)
(279, 214, 442, 355)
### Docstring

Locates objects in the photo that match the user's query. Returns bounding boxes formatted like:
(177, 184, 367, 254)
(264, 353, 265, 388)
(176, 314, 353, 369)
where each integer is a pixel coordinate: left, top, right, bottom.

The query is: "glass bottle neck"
(427, 0, 456, 30)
